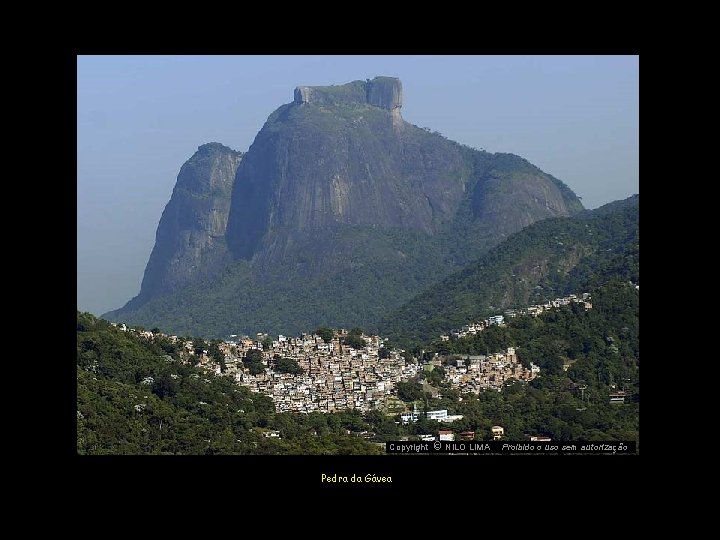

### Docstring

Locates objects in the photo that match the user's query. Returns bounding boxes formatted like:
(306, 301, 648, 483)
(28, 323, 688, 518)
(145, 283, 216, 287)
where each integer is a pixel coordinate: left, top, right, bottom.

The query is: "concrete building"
(426, 409, 448, 421)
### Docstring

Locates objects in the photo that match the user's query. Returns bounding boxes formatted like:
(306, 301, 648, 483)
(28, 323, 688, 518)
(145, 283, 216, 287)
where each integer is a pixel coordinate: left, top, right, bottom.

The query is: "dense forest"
(80, 196, 638, 453)
(381, 195, 638, 346)
(404, 279, 639, 444)
(78, 275, 638, 452)
(76, 312, 382, 455)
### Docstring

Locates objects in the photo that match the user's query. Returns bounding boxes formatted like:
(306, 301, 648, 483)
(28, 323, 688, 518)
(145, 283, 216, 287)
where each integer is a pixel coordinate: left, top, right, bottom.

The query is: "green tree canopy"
(315, 327, 334, 343)
(344, 334, 365, 350)
(396, 381, 424, 402)
(273, 357, 304, 375)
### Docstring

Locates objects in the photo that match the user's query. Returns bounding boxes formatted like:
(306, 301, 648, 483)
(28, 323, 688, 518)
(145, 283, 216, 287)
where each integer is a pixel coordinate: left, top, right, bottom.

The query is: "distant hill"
(380, 195, 638, 346)
(105, 76, 582, 337)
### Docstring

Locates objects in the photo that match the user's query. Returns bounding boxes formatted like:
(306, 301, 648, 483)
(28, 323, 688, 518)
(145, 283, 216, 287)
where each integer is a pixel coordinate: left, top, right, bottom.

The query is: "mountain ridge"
(105, 76, 584, 337)
(125, 142, 243, 311)
(380, 194, 639, 346)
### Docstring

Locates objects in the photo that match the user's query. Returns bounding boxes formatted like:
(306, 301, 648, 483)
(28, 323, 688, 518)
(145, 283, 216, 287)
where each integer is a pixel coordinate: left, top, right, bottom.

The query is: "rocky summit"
(122, 142, 243, 311)
(105, 76, 583, 338)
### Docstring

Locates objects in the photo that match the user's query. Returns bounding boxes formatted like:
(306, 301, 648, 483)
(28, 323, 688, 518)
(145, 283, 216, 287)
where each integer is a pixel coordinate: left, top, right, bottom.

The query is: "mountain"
(124, 142, 243, 310)
(380, 195, 638, 346)
(105, 76, 583, 338)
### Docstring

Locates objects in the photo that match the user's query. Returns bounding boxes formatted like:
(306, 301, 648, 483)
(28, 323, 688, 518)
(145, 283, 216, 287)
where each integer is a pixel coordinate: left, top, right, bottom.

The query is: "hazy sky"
(77, 55, 639, 316)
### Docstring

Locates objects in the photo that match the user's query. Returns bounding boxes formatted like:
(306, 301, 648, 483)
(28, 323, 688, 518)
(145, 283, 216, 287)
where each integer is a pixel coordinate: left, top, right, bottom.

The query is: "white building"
(426, 409, 448, 421)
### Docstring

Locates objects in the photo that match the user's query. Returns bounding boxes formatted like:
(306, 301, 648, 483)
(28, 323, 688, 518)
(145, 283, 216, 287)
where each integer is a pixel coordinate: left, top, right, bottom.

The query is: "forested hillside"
(404, 279, 639, 444)
(381, 195, 638, 346)
(76, 312, 381, 455)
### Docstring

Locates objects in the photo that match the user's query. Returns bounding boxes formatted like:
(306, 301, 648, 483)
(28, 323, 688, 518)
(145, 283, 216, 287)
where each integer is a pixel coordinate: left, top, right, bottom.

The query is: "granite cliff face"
(226, 76, 579, 268)
(107, 77, 584, 337)
(227, 77, 467, 263)
(366, 76, 402, 111)
(293, 76, 401, 110)
(126, 143, 242, 307)
(293, 76, 402, 129)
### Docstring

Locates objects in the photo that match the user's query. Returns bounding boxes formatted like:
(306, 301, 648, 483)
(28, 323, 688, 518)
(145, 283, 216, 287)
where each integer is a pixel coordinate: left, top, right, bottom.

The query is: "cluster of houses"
(105, 294, 614, 447)
(112, 323, 420, 413)
(109, 292, 594, 417)
(439, 293, 592, 341)
(441, 347, 540, 393)
(217, 330, 421, 413)
(111, 323, 539, 415)
(414, 425, 506, 442)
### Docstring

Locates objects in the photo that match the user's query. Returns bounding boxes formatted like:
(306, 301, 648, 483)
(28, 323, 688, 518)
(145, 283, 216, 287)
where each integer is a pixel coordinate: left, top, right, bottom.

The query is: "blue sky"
(77, 55, 639, 315)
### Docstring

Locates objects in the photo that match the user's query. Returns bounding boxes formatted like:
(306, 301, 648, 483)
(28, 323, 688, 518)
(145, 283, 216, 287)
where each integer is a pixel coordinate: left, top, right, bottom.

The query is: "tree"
(315, 327, 334, 343)
(379, 347, 390, 359)
(427, 366, 445, 386)
(364, 410, 384, 428)
(194, 338, 207, 356)
(344, 334, 365, 350)
(151, 373, 178, 399)
(396, 381, 424, 402)
(339, 409, 367, 432)
(273, 357, 304, 375)
(243, 349, 265, 375)
(244, 350, 263, 363)
(208, 342, 224, 363)
(247, 363, 265, 375)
